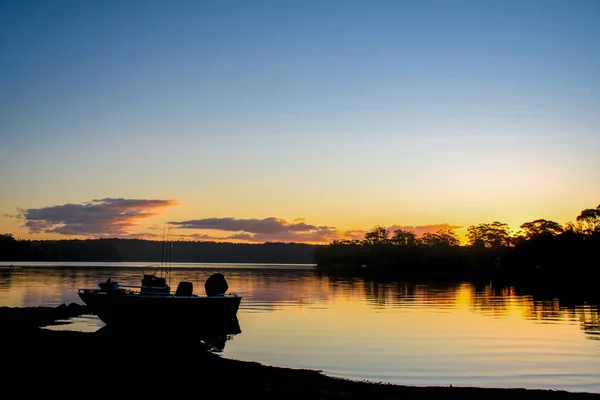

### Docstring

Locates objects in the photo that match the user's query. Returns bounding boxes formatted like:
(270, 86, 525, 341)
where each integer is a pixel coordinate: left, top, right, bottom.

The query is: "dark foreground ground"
(1, 304, 599, 400)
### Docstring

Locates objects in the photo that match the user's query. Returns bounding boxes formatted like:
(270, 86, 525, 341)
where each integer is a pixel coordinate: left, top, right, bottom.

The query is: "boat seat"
(175, 281, 194, 296)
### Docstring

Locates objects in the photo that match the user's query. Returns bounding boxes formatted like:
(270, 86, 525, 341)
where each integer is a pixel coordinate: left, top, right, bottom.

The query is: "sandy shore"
(1, 304, 598, 399)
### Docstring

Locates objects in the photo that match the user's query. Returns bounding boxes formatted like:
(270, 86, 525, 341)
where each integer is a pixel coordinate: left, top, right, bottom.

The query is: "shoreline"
(2, 304, 599, 399)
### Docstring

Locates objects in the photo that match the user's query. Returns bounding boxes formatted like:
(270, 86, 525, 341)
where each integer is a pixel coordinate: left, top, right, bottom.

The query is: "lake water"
(1, 261, 599, 394)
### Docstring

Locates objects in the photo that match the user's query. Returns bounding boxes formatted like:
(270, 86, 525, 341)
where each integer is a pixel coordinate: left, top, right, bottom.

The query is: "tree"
(467, 222, 512, 247)
(437, 229, 461, 247)
(519, 219, 563, 240)
(0, 233, 16, 242)
(333, 239, 363, 246)
(576, 204, 600, 235)
(420, 229, 460, 247)
(390, 228, 418, 246)
(363, 226, 390, 245)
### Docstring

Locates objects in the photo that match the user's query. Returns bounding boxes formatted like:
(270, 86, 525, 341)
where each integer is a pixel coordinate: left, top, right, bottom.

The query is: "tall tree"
(420, 229, 460, 247)
(436, 229, 461, 247)
(467, 222, 512, 247)
(390, 228, 418, 246)
(576, 204, 600, 235)
(519, 219, 564, 240)
(363, 226, 390, 245)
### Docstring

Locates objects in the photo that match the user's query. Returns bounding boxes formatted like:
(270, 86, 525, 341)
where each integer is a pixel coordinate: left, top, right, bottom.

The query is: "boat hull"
(78, 290, 242, 331)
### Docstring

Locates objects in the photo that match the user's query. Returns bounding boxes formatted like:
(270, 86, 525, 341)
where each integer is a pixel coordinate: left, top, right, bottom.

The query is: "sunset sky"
(1, 0, 599, 244)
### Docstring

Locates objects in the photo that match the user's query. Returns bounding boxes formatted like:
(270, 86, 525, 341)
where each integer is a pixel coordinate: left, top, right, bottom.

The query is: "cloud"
(16, 198, 180, 237)
(171, 217, 347, 243)
(387, 223, 464, 237)
(171, 217, 322, 235)
(225, 226, 343, 243)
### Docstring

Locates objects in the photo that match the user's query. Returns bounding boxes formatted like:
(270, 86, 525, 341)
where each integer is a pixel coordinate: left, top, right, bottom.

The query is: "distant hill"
(0, 235, 321, 264)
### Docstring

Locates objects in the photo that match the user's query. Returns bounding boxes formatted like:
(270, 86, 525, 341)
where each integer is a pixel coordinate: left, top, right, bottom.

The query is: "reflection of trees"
(0, 270, 14, 289)
(462, 282, 599, 337)
(362, 281, 396, 307)
(345, 276, 600, 342)
(359, 280, 520, 317)
(524, 303, 600, 340)
(360, 280, 465, 308)
(577, 306, 600, 340)
(469, 283, 517, 317)
(523, 300, 563, 321)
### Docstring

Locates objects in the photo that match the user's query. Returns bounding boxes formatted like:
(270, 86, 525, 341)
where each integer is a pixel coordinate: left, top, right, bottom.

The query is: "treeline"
(314, 203, 600, 282)
(0, 236, 319, 264)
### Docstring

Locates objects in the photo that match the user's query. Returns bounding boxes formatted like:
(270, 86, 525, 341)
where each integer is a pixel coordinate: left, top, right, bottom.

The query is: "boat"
(78, 230, 242, 332)
(78, 268, 242, 331)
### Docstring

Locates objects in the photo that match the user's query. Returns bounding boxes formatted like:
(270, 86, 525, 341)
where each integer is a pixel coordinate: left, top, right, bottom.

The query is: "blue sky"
(1, 0, 599, 243)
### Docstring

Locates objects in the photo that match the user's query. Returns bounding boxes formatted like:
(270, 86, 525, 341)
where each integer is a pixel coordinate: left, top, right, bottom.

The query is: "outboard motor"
(175, 281, 194, 296)
(205, 272, 229, 296)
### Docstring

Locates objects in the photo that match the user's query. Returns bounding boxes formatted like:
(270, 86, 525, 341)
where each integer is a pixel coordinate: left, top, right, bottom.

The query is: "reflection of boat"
(95, 313, 242, 352)
(77, 267, 242, 332)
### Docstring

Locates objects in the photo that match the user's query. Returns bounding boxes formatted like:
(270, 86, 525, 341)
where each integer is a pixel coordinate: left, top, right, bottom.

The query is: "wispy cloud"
(171, 217, 322, 234)
(15, 198, 180, 237)
(387, 223, 464, 237)
(171, 217, 343, 243)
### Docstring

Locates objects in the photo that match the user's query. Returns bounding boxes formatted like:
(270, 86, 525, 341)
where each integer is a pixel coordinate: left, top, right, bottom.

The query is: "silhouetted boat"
(79, 230, 242, 332)
(78, 267, 242, 331)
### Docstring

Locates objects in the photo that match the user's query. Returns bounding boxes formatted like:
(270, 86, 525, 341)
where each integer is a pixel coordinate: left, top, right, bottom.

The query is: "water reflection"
(315, 274, 600, 340)
(578, 306, 600, 341)
(2, 265, 599, 340)
(2, 263, 599, 392)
